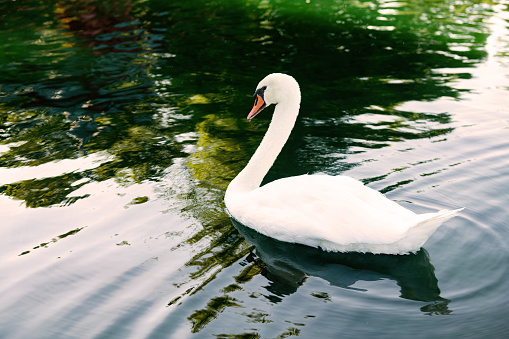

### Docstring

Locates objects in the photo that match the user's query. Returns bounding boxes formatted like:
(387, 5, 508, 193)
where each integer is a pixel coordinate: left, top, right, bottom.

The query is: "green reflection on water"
(0, 0, 496, 335)
(0, 0, 491, 206)
(18, 226, 86, 256)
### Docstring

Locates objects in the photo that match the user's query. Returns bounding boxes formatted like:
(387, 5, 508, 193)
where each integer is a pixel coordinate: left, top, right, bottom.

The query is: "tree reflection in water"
(0, 0, 177, 207)
(0, 0, 494, 334)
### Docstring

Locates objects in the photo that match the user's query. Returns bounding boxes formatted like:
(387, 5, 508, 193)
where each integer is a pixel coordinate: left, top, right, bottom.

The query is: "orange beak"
(247, 93, 266, 121)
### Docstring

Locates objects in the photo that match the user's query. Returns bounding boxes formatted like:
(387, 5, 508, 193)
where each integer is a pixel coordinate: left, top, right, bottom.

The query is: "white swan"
(224, 73, 462, 255)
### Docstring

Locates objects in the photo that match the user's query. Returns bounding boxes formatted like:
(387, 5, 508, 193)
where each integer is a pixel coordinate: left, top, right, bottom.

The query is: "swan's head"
(247, 73, 300, 121)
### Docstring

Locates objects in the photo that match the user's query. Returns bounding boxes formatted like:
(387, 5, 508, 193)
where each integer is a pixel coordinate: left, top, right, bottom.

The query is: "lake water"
(1, 0, 509, 338)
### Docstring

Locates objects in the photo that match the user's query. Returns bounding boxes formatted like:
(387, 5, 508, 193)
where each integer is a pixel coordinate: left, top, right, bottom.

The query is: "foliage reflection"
(0, 0, 496, 334)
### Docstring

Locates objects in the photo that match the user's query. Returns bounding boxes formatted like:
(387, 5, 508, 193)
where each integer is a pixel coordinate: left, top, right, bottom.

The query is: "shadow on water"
(176, 214, 451, 334)
(231, 218, 451, 315)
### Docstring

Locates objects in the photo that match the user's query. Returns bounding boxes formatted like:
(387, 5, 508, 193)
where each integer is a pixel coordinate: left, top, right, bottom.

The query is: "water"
(1, 0, 508, 337)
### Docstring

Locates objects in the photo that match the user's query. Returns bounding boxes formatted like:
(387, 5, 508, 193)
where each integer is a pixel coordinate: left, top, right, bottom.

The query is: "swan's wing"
(235, 174, 417, 245)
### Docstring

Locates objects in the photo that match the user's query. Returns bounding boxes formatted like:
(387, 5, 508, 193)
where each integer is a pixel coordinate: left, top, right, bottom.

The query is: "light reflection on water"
(1, 0, 509, 338)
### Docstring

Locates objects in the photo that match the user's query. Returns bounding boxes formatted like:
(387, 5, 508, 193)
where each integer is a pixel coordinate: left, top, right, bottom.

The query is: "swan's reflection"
(231, 218, 451, 315)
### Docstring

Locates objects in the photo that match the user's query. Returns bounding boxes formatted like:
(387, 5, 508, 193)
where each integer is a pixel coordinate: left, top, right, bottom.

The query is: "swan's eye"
(253, 86, 267, 99)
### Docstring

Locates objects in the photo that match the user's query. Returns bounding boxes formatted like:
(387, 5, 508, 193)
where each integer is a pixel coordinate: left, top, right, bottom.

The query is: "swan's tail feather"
(405, 208, 464, 249)
(415, 208, 464, 229)
(318, 208, 463, 255)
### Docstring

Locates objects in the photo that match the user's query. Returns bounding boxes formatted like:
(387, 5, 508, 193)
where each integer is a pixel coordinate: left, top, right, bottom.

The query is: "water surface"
(1, 0, 509, 338)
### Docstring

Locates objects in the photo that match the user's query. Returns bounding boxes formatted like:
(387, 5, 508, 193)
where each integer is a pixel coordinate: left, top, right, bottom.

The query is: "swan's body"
(225, 73, 462, 255)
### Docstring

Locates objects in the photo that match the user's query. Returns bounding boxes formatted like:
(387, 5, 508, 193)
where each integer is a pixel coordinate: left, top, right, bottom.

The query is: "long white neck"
(227, 91, 300, 195)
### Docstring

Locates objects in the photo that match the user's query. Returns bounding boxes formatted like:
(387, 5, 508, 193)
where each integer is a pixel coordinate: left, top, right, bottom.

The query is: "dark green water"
(1, 0, 509, 338)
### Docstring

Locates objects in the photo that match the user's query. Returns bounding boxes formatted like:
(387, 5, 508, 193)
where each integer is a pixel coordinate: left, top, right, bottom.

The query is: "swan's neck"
(229, 99, 300, 194)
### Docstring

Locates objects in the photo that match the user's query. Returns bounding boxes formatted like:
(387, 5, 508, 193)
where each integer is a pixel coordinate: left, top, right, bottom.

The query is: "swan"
(224, 73, 462, 255)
